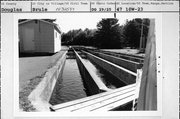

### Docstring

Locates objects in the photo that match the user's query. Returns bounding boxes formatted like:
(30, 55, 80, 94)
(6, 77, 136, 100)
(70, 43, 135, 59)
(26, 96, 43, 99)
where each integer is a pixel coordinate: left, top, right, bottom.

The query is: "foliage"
(94, 18, 123, 48)
(62, 28, 96, 46)
(61, 18, 150, 49)
(122, 18, 150, 48)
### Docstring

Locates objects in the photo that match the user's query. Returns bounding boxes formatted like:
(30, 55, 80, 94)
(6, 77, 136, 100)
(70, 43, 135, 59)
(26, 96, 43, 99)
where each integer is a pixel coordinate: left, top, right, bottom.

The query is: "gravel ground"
(19, 50, 66, 111)
(19, 56, 51, 92)
(19, 51, 66, 91)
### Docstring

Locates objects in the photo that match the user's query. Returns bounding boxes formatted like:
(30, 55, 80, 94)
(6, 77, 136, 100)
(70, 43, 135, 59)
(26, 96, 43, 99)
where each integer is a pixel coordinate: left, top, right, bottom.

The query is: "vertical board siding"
(19, 20, 61, 53)
(38, 21, 54, 53)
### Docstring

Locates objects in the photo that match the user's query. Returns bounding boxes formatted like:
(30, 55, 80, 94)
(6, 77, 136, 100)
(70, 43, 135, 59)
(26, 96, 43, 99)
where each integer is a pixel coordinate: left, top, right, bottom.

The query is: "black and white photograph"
(1, 0, 179, 119)
(18, 14, 157, 112)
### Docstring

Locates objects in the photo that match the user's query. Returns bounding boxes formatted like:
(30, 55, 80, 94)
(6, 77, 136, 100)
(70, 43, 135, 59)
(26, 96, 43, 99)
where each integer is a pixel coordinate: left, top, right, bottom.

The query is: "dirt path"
(19, 56, 51, 91)
(19, 51, 65, 92)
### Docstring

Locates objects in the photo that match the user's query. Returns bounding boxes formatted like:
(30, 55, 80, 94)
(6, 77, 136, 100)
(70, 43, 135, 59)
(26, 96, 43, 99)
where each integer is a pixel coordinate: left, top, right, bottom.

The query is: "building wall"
(19, 21, 37, 52)
(19, 20, 57, 53)
(19, 25, 24, 52)
(53, 29, 61, 53)
(37, 21, 54, 53)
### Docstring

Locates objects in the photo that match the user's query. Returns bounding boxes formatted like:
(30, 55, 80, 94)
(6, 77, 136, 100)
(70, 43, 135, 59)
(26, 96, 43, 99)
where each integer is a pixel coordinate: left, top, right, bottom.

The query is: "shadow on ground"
(19, 52, 55, 58)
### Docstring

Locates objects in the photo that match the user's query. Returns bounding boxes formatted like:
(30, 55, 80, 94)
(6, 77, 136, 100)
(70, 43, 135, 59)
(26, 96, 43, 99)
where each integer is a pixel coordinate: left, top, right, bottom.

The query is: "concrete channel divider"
(73, 49, 111, 95)
(28, 51, 67, 111)
(98, 50, 144, 63)
(86, 50, 142, 73)
(82, 51, 137, 85)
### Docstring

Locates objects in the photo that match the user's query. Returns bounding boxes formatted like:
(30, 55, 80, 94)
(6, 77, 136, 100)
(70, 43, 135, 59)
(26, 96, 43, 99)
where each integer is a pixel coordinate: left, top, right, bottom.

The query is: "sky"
(55, 13, 134, 33)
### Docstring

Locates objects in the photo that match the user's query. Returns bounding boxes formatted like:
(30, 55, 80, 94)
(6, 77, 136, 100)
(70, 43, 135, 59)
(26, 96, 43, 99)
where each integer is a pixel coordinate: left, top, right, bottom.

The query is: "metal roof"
(19, 19, 61, 34)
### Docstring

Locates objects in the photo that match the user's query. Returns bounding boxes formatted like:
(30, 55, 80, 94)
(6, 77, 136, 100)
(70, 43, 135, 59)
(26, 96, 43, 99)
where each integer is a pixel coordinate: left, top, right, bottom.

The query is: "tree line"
(62, 18, 150, 49)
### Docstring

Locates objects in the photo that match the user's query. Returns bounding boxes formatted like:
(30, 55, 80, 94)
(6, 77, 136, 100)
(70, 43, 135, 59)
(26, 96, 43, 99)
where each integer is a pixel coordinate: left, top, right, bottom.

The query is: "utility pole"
(139, 19, 144, 53)
(114, 12, 116, 18)
(114, 1, 116, 19)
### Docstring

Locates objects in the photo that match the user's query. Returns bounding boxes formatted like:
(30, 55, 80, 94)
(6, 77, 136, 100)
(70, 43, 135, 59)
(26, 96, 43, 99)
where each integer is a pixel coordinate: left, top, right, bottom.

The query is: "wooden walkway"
(51, 84, 136, 112)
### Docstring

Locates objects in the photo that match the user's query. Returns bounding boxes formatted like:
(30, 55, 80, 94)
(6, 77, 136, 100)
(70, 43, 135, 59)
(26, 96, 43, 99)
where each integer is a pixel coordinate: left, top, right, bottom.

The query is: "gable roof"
(19, 19, 61, 34)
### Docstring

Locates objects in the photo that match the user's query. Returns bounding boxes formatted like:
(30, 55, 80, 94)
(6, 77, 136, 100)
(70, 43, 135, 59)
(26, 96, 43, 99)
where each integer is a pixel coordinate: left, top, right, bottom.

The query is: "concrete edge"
(74, 49, 111, 94)
(87, 50, 143, 72)
(100, 50, 144, 63)
(83, 51, 137, 85)
(28, 51, 67, 111)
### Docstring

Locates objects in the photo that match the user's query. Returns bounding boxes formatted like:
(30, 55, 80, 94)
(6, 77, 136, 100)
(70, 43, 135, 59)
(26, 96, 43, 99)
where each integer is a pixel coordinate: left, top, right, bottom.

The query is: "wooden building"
(19, 19, 61, 53)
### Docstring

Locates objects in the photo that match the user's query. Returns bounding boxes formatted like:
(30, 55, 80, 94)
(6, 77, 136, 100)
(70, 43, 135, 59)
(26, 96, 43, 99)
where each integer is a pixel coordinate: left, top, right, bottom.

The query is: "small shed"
(19, 19, 61, 53)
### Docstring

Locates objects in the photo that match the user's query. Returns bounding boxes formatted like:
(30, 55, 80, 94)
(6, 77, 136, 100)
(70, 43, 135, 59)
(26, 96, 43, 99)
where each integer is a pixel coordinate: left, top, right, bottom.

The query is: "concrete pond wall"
(28, 51, 67, 111)
(83, 51, 137, 85)
(27, 48, 139, 111)
(98, 50, 144, 63)
(87, 50, 143, 73)
(74, 50, 110, 95)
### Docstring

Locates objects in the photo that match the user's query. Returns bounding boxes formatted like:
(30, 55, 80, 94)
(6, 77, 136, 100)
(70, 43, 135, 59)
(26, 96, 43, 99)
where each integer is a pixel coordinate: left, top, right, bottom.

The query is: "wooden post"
(132, 69, 143, 111)
(137, 19, 157, 110)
